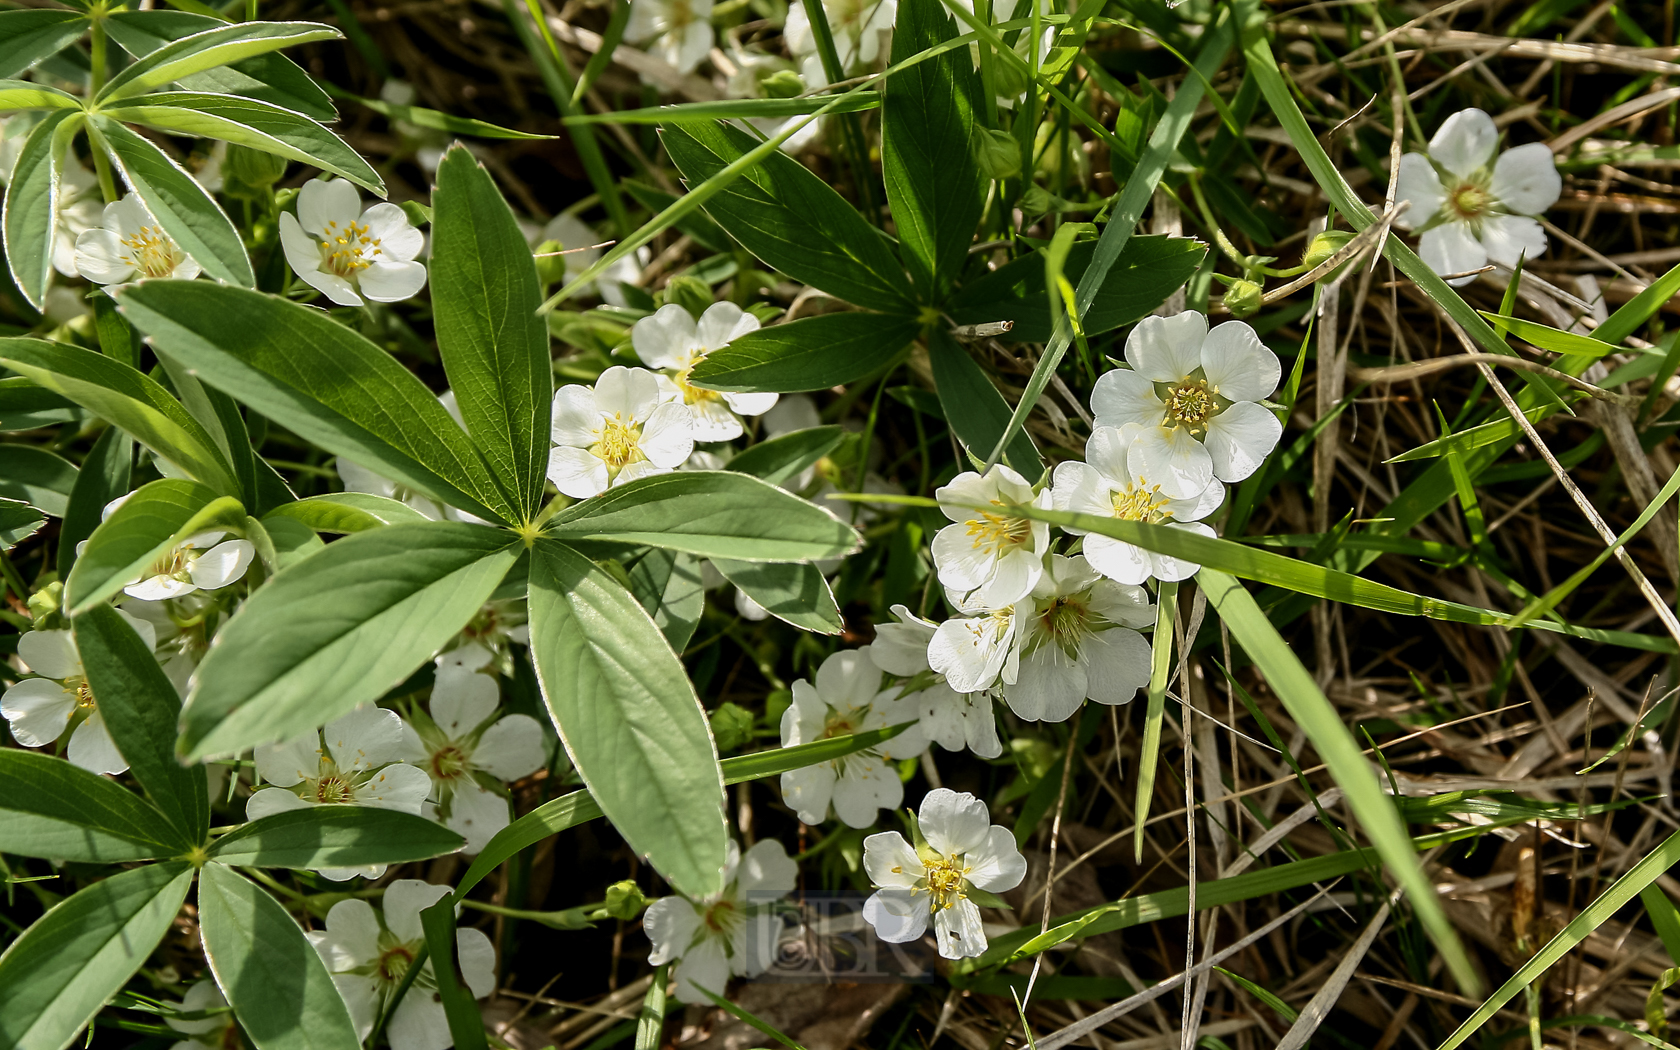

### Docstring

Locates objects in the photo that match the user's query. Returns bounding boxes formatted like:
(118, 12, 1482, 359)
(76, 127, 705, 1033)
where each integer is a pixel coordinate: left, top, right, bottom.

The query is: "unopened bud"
(662, 274, 713, 320)
(1302, 230, 1355, 270)
(225, 144, 289, 192)
(974, 128, 1022, 180)
(1019, 184, 1055, 217)
(762, 69, 805, 99)
(533, 239, 568, 285)
(709, 701, 754, 753)
(601, 880, 653, 920)
(27, 581, 62, 627)
(1222, 278, 1263, 318)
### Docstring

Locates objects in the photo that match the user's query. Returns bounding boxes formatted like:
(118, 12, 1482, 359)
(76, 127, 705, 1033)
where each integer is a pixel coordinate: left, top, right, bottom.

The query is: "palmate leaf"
(1, 109, 84, 311)
(724, 425, 844, 485)
(262, 492, 431, 533)
(0, 497, 46, 550)
(713, 558, 843, 634)
(105, 9, 335, 121)
(926, 328, 1042, 477)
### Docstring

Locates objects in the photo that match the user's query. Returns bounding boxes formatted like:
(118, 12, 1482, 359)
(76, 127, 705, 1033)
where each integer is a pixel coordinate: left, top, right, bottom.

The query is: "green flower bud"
(709, 701, 755, 754)
(601, 880, 653, 921)
(662, 274, 713, 319)
(225, 143, 289, 191)
(1222, 278, 1264, 318)
(27, 581, 62, 628)
(533, 239, 568, 286)
(1018, 184, 1055, 217)
(762, 69, 805, 99)
(973, 128, 1022, 180)
(1302, 229, 1355, 270)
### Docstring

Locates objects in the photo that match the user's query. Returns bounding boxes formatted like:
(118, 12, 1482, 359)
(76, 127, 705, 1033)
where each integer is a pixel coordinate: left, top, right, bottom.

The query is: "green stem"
(87, 14, 119, 204)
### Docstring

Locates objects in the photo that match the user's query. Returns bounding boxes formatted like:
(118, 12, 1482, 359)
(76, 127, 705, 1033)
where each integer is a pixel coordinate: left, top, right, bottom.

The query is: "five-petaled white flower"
(248, 707, 435, 881)
(1052, 423, 1225, 585)
(931, 466, 1053, 610)
(0, 609, 155, 775)
(785, 0, 896, 86)
(126, 530, 255, 603)
(279, 178, 427, 306)
(872, 605, 1003, 759)
(861, 789, 1026, 959)
(163, 979, 235, 1050)
(626, 0, 715, 77)
(403, 643, 548, 854)
(929, 593, 1023, 696)
(645, 838, 797, 1003)
(1002, 555, 1153, 723)
(779, 648, 926, 828)
(74, 194, 201, 286)
(1395, 108, 1562, 287)
(633, 302, 779, 442)
(548, 366, 695, 498)
(309, 880, 496, 1050)
(1090, 312, 1281, 500)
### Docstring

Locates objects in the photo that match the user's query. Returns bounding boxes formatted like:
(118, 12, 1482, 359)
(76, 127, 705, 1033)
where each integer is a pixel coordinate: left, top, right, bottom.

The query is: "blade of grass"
(571, 0, 628, 106)
(1134, 580, 1178, 863)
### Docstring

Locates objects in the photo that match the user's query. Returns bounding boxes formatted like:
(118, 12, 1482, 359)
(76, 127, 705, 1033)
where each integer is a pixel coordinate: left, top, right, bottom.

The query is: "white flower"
(309, 880, 496, 1049)
(125, 530, 255, 602)
(1003, 555, 1153, 723)
(930, 466, 1054, 610)
(50, 157, 102, 278)
(73, 194, 201, 286)
(646, 838, 797, 1003)
(1052, 423, 1225, 585)
(779, 648, 926, 828)
(548, 366, 695, 498)
(873, 605, 1002, 759)
(248, 707, 435, 881)
(633, 303, 778, 442)
(1090, 312, 1282, 500)
(279, 178, 427, 306)
(861, 788, 1026, 959)
(164, 979, 235, 1050)
(928, 597, 1023, 696)
(785, 0, 895, 86)
(403, 643, 547, 854)
(626, 0, 715, 77)
(0, 609, 156, 775)
(1394, 108, 1562, 287)
(538, 212, 645, 306)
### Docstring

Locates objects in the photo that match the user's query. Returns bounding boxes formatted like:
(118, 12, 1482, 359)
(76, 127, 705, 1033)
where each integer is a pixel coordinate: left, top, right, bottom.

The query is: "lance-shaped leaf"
(106, 9, 336, 121)
(87, 115, 253, 287)
(0, 78, 82, 110)
(2, 109, 84, 310)
(96, 19, 340, 103)
(0, 443, 77, 517)
(927, 327, 1041, 477)
(179, 522, 520, 759)
(76, 604, 210, 845)
(0, 337, 239, 495)
(0, 10, 88, 79)
(64, 478, 244, 615)
(661, 120, 916, 315)
(724, 425, 843, 485)
(713, 559, 843, 634)
(689, 312, 919, 393)
(263, 492, 431, 533)
(0, 497, 46, 550)
(198, 862, 361, 1050)
(0, 862, 193, 1050)
(528, 538, 729, 899)
(207, 807, 465, 868)
(0, 749, 187, 861)
(431, 146, 550, 520)
(58, 427, 132, 578)
(103, 92, 382, 194)
(117, 281, 518, 525)
(544, 471, 858, 562)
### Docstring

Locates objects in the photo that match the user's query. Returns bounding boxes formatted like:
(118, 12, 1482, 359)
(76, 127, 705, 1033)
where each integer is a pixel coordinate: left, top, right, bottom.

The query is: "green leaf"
(626, 548, 706, 652)
(206, 807, 465, 868)
(105, 10, 335, 122)
(689, 312, 919, 393)
(116, 281, 517, 525)
(97, 20, 340, 102)
(0, 862, 193, 1050)
(431, 146, 551, 521)
(2, 109, 84, 310)
(661, 120, 916, 314)
(949, 237, 1207, 343)
(570, 93, 882, 124)
(0, 10, 88, 80)
(724, 425, 843, 485)
(713, 558, 843, 634)
(1198, 567, 1479, 996)
(926, 327, 1042, 476)
(262, 491, 431, 532)
(0, 337, 239, 495)
(0, 376, 80, 432)
(344, 93, 553, 139)
(544, 471, 857, 562)
(103, 91, 382, 194)
(198, 862, 361, 1050)
(0, 78, 83, 111)
(75, 604, 209, 845)
(420, 901, 490, 1050)
(528, 538, 728, 899)
(57, 426, 132, 578)
(1478, 313, 1615, 358)
(0, 749, 187, 861)
(882, 0, 985, 301)
(1599, 260, 1680, 345)
(0, 443, 77, 517)
(0, 497, 46, 550)
(179, 522, 520, 759)
(63, 477, 243, 615)
(87, 114, 254, 288)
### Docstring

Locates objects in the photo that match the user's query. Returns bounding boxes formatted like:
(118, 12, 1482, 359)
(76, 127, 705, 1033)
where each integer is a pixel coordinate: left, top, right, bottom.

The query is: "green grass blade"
(1134, 581, 1177, 863)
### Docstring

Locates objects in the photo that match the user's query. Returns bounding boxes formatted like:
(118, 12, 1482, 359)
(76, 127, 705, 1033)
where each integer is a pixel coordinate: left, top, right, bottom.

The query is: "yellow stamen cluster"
(376, 944, 415, 983)
(314, 771, 354, 805)
(592, 417, 645, 471)
(318, 219, 384, 277)
(72, 678, 96, 712)
(148, 546, 193, 583)
(673, 364, 725, 407)
(1449, 182, 1492, 221)
(921, 854, 970, 912)
(119, 224, 185, 278)
(1111, 480, 1171, 524)
(965, 507, 1032, 555)
(1163, 378, 1216, 431)
(430, 744, 470, 780)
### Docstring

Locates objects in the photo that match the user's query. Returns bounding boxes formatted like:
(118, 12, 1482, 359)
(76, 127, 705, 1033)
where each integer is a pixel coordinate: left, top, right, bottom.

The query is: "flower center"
(1163, 378, 1217, 432)
(703, 898, 742, 934)
(673, 364, 725, 407)
(666, 0, 696, 28)
(318, 218, 384, 278)
(376, 943, 415, 983)
(1037, 593, 1093, 657)
(149, 545, 193, 582)
(314, 772, 355, 805)
(1111, 480, 1171, 523)
(592, 416, 646, 471)
(1449, 182, 1491, 221)
(964, 505, 1033, 555)
(72, 678, 96, 712)
(821, 710, 859, 739)
(430, 744, 471, 781)
(922, 853, 968, 911)
(119, 224, 184, 278)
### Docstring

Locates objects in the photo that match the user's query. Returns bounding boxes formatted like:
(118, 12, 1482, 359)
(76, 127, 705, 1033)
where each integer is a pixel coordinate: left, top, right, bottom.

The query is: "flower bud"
(1222, 277, 1264, 318)
(974, 128, 1022, 180)
(1302, 230, 1354, 270)
(1018, 184, 1055, 217)
(601, 880, 653, 921)
(709, 701, 754, 753)
(762, 69, 805, 99)
(662, 274, 713, 319)
(26, 581, 62, 628)
(226, 143, 289, 192)
(533, 239, 568, 285)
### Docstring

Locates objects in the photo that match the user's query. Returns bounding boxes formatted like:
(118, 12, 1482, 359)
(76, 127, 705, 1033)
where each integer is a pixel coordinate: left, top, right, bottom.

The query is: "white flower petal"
(430, 665, 499, 738)
(255, 732, 322, 787)
(932, 897, 987, 959)
(1124, 311, 1207, 381)
(672, 938, 731, 1004)
(1004, 647, 1086, 723)
(966, 825, 1027, 892)
(595, 366, 661, 423)
(731, 912, 784, 978)
(639, 401, 697, 467)
(862, 887, 929, 943)
(548, 444, 610, 498)
(1, 678, 76, 747)
(359, 258, 428, 303)
(1079, 627, 1151, 706)
(1479, 213, 1549, 269)
(336, 457, 399, 499)
(322, 897, 383, 968)
(551, 384, 602, 447)
(297, 178, 362, 238)
(632, 304, 700, 370)
(1200, 320, 1279, 403)
(1393, 153, 1444, 230)
(361, 202, 425, 261)
(456, 926, 497, 999)
(389, 992, 452, 1050)
(697, 300, 759, 348)
(862, 830, 925, 889)
(1089, 367, 1162, 430)
(473, 714, 548, 782)
(67, 712, 128, 774)
(1127, 425, 1213, 501)
(688, 397, 744, 443)
(929, 614, 1015, 693)
(1419, 222, 1488, 286)
(780, 763, 836, 825)
(1081, 533, 1153, 586)
(723, 390, 778, 416)
(918, 788, 990, 857)
(1203, 400, 1283, 484)
(1490, 142, 1561, 216)
(444, 781, 511, 854)
(18, 628, 80, 679)
(357, 762, 434, 813)
(673, 18, 715, 74)
(737, 838, 798, 897)
(645, 896, 703, 964)
(325, 706, 411, 771)
(1429, 108, 1498, 180)
(246, 786, 312, 821)
(831, 757, 901, 828)
(74, 228, 136, 285)
(188, 539, 254, 590)
(383, 879, 453, 943)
